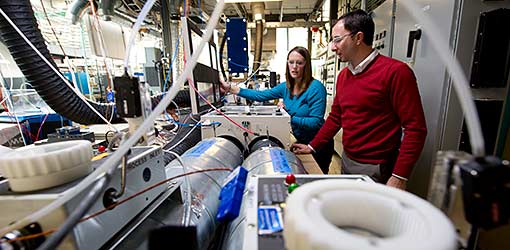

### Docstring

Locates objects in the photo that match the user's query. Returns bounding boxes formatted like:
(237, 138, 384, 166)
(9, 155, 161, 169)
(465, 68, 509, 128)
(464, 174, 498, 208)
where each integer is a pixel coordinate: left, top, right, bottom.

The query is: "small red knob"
(285, 174, 296, 185)
(98, 145, 106, 153)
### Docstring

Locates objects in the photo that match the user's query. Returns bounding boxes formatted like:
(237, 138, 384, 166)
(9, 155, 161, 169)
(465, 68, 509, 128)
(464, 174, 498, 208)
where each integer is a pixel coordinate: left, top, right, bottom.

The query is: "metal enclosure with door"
(372, 0, 510, 198)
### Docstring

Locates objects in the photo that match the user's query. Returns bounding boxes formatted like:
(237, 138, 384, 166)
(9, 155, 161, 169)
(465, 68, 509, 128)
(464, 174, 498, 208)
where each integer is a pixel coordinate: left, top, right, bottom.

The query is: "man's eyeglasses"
(330, 33, 353, 45)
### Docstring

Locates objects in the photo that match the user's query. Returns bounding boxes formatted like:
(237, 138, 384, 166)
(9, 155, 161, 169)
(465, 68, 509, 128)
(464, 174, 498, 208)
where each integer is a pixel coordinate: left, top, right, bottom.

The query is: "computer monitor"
(185, 19, 222, 113)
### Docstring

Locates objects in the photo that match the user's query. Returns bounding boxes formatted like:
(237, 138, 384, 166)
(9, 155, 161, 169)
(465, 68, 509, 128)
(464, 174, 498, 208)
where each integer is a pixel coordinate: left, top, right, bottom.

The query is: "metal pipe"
(251, 2, 264, 73)
(68, 0, 89, 25)
(254, 20, 263, 72)
(101, 0, 118, 21)
(223, 146, 307, 250)
(161, 137, 243, 249)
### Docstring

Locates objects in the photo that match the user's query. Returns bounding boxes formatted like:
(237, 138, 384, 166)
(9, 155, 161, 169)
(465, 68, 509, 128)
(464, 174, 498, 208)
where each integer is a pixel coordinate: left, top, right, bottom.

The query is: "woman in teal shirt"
(222, 46, 334, 173)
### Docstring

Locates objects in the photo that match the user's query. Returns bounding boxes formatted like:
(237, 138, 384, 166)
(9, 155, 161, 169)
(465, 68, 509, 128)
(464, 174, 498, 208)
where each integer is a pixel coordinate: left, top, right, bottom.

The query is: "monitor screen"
(187, 19, 222, 112)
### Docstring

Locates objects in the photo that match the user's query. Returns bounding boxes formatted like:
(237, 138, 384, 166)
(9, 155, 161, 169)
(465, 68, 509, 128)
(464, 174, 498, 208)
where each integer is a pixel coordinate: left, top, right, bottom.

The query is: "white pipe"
(399, 1, 484, 157)
(123, 0, 157, 71)
(0, 0, 226, 236)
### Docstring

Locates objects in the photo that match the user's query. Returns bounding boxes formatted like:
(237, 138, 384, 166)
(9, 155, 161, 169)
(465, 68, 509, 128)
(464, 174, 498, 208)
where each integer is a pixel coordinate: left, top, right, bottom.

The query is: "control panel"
(201, 105, 291, 150)
(241, 174, 373, 250)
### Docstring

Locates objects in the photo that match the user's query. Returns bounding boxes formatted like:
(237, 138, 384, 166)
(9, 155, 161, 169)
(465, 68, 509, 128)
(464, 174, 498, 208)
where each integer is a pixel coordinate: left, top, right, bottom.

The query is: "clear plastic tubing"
(123, 0, 157, 71)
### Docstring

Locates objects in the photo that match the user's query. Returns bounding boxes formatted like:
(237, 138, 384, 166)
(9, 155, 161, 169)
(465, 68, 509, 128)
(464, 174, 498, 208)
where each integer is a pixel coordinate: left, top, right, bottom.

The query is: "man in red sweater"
(292, 10, 427, 190)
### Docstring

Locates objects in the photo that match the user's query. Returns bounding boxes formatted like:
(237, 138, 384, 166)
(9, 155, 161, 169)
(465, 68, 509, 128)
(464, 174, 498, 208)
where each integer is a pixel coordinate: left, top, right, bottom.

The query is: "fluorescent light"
(225, 0, 282, 3)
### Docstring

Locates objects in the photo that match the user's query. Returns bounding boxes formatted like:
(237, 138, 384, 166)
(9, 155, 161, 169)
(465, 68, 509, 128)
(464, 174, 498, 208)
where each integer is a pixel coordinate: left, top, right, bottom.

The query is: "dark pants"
(341, 151, 395, 183)
(312, 140, 335, 174)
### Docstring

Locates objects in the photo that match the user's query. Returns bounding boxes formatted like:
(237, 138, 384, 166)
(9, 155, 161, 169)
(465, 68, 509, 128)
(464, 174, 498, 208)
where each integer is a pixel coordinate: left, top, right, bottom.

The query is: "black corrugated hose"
(162, 114, 202, 165)
(0, 0, 186, 125)
(0, 0, 117, 124)
(219, 33, 227, 81)
(151, 88, 191, 111)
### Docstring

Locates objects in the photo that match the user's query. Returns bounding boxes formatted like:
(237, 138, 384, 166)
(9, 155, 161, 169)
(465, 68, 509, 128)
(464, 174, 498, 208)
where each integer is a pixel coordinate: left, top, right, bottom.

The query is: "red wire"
(182, 40, 256, 136)
(188, 81, 257, 135)
(1, 103, 36, 141)
(35, 113, 50, 141)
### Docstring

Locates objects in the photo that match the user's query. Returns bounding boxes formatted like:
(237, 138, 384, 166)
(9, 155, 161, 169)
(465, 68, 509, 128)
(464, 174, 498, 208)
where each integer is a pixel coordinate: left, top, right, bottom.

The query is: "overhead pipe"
(251, 2, 264, 73)
(101, 0, 118, 21)
(68, 0, 90, 25)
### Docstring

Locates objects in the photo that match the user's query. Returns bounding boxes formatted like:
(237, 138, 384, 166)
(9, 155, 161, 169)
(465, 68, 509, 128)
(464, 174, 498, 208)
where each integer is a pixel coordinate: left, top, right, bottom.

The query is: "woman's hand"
(219, 77, 231, 94)
(219, 77, 240, 95)
(277, 100, 285, 109)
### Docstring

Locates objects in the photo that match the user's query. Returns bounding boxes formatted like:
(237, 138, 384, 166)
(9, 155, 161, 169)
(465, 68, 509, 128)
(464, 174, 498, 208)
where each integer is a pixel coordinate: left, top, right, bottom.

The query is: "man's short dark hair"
(338, 9, 375, 46)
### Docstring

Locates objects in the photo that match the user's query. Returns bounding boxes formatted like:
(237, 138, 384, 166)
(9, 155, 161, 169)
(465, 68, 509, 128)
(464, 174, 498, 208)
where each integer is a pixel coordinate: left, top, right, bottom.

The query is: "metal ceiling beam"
(236, 2, 250, 22)
(247, 21, 328, 29)
(231, 3, 244, 18)
(306, 0, 327, 21)
(264, 13, 308, 22)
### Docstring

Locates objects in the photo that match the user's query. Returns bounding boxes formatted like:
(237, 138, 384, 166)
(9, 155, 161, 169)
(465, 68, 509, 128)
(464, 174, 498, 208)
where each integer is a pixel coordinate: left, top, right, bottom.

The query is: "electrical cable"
(228, 60, 250, 68)
(0, 7, 118, 132)
(165, 150, 192, 227)
(0, 96, 7, 106)
(189, 81, 257, 135)
(164, 113, 219, 127)
(165, 121, 201, 152)
(123, 0, 157, 71)
(38, 0, 78, 91)
(0, 70, 27, 146)
(88, 0, 115, 89)
(161, 26, 181, 96)
(0, 0, 226, 237)
(35, 112, 49, 141)
(219, 32, 227, 80)
(1, 168, 232, 245)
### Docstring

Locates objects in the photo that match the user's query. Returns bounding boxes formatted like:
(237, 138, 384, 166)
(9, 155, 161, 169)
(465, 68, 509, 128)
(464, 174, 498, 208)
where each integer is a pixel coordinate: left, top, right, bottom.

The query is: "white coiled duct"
(0, 140, 92, 192)
(284, 180, 457, 250)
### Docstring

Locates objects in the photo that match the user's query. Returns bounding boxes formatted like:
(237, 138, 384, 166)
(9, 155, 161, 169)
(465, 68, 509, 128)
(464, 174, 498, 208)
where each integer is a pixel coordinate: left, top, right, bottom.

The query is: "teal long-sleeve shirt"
(237, 79, 327, 143)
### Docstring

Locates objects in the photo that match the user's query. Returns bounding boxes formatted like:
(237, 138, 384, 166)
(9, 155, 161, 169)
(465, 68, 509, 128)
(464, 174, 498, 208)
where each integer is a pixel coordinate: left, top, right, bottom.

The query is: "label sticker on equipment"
(258, 206, 283, 234)
(270, 149, 291, 173)
(186, 140, 215, 157)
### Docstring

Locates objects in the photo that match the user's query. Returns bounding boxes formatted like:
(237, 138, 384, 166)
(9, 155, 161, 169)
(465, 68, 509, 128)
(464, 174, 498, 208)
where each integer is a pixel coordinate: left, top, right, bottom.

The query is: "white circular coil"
(0, 140, 93, 192)
(284, 180, 457, 250)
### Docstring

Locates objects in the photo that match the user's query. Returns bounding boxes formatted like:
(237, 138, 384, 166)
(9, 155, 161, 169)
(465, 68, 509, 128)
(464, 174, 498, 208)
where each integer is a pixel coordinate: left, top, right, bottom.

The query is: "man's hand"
(291, 143, 312, 154)
(386, 176, 407, 190)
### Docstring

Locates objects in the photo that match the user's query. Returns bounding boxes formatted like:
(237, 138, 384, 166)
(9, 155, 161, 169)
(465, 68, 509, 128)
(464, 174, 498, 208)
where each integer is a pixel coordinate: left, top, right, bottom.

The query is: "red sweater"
(310, 55, 427, 178)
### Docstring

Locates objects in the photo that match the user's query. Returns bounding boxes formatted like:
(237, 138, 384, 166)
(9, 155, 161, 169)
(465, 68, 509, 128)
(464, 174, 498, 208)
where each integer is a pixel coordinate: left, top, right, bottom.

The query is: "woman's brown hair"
(285, 46, 313, 96)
